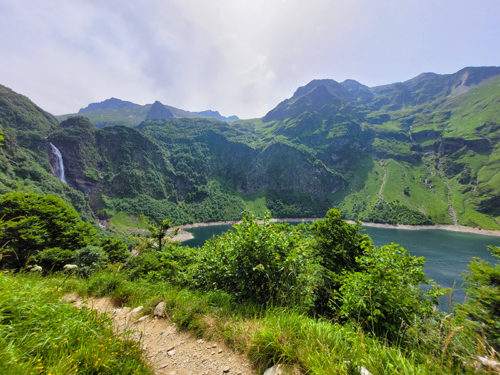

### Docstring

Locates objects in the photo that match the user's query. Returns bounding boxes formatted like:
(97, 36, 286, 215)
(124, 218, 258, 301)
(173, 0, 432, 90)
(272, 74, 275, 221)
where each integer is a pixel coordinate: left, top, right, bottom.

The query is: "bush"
(336, 243, 441, 339)
(100, 237, 129, 263)
(456, 245, 500, 351)
(309, 208, 372, 314)
(0, 192, 96, 269)
(191, 212, 321, 310)
(125, 243, 195, 284)
(34, 247, 75, 272)
(75, 245, 108, 277)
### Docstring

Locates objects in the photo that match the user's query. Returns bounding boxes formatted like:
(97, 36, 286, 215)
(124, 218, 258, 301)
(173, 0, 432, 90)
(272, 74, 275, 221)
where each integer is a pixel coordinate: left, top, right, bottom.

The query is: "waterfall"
(49, 142, 67, 184)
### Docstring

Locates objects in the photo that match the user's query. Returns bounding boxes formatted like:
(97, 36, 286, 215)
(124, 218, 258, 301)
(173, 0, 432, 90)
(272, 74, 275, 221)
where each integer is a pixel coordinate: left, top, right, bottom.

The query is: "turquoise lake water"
(182, 223, 499, 309)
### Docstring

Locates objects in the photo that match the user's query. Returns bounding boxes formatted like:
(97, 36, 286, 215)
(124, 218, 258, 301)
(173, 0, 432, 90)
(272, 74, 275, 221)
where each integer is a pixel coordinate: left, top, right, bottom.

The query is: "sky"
(1, 0, 499, 119)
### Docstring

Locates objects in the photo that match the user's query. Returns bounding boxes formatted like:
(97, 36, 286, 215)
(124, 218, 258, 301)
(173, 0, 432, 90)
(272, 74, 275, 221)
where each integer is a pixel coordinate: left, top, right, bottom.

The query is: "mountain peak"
(145, 101, 174, 120)
(78, 98, 140, 113)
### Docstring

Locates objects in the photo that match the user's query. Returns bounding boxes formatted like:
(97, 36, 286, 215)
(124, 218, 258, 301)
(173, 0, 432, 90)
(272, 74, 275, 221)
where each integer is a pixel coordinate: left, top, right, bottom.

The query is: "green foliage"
(125, 244, 195, 285)
(0, 273, 151, 375)
(74, 245, 108, 277)
(336, 244, 440, 339)
(192, 212, 321, 309)
(100, 237, 130, 263)
(34, 247, 75, 272)
(0, 192, 96, 269)
(457, 245, 500, 351)
(147, 218, 172, 252)
(310, 209, 372, 313)
(365, 200, 432, 225)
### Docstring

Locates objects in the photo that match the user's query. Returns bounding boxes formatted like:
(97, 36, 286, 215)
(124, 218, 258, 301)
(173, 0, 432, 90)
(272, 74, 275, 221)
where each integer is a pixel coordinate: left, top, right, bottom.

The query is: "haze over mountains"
(1, 66, 499, 229)
(58, 98, 239, 128)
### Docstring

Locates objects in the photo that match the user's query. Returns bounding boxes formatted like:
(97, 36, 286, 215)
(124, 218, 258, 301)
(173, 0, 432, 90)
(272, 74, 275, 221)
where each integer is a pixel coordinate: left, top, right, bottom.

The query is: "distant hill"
(57, 98, 239, 127)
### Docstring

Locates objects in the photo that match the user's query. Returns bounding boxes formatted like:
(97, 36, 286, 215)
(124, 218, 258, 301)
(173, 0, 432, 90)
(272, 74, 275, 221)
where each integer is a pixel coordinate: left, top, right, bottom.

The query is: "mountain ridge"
(1, 65, 499, 229)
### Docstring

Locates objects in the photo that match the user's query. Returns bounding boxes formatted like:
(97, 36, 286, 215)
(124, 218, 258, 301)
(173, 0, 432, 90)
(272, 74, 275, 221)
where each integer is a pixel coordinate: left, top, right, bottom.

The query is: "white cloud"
(0, 0, 499, 118)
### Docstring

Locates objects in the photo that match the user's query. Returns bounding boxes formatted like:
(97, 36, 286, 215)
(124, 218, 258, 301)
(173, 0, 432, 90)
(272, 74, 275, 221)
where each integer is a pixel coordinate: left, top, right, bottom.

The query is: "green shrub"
(34, 247, 75, 272)
(100, 237, 130, 263)
(456, 245, 500, 351)
(192, 212, 321, 310)
(125, 243, 195, 284)
(336, 243, 442, 339)
(0, 192, 96, 269)
(309, 208, 372, 314)
(75, 245, 108, 277)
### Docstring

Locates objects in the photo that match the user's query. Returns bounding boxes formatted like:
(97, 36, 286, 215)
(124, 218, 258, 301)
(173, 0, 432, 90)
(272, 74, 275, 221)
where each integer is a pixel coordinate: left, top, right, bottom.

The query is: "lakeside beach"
(171, 218, 500, 242)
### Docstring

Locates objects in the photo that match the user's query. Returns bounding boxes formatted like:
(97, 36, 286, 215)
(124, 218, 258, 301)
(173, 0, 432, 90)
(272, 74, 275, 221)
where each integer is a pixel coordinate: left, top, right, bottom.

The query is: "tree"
(0, 192, 96, 269)
(145, 217, 175, 252)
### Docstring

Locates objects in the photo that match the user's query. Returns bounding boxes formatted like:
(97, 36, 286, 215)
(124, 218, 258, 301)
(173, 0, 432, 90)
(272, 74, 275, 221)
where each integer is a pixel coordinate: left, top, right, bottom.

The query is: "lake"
(182, 223, 499, 310)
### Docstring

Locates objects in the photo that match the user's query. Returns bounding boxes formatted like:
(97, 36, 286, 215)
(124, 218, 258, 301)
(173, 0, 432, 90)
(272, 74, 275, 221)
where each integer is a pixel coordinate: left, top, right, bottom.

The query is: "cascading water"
(49, 142, 67, 184)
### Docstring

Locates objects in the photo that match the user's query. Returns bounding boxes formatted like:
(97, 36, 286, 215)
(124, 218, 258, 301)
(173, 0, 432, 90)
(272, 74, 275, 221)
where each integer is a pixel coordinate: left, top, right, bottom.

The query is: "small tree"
(140, 216, 177, 252)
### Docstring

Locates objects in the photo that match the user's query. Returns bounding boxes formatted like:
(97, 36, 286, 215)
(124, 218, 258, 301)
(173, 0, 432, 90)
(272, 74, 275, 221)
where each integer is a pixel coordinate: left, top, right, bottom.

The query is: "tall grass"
(0, 273, 152, 375)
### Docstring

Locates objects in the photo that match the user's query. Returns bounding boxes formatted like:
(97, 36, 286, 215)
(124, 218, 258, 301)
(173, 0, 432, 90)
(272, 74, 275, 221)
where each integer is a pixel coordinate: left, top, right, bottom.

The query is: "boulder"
(154, 301, 166, 317)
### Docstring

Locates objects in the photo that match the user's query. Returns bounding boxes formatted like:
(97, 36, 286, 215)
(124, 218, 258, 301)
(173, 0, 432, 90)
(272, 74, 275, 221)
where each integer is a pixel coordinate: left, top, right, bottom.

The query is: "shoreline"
(170, 218, 500, 242)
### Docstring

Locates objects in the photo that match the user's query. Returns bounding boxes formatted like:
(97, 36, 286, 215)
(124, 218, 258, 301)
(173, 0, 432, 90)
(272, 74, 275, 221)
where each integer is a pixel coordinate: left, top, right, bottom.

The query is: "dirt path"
(66, 295, 256, 375)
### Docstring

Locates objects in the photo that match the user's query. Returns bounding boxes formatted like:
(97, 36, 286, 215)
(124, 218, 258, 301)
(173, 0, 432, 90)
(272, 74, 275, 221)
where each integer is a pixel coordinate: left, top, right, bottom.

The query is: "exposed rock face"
(146, 101, 174, 120)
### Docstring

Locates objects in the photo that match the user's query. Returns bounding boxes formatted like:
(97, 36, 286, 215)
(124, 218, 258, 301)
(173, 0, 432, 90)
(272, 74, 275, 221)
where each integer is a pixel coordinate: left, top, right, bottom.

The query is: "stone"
(263, 364, 289, 375)
(167, 349, 176, 356)
(135, 316, 148, 323)
(154, 301, 166, 317)
(477, 356, 500, 371)
(222, 366, 230, 373)
(358, 366, 372, 375)
(130, 306, 144, 314)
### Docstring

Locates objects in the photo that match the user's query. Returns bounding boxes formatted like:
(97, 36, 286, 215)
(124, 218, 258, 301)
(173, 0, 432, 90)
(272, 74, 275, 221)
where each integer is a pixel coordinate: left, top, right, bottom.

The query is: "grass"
(109, 211, 148, 232)
(0, 273, 152, 375)
(243, 192, 268, 217)
(23, 270, 483, 375)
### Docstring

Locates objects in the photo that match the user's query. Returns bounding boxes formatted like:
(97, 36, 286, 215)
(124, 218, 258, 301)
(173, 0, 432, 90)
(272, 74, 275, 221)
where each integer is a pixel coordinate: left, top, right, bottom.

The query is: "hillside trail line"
(63, 294, 256, 375)
(377, 161, 387, 202)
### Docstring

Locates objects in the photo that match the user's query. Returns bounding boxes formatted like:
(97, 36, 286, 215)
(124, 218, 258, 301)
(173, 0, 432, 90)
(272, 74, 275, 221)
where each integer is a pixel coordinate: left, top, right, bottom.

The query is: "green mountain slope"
(1, 66, 499, 229)
(0, 85, 92, 219)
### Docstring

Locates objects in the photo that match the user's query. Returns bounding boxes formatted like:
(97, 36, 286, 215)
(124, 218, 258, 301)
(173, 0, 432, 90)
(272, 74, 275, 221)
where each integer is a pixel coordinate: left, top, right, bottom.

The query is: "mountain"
(0, 84, 92, 219)
(252, 66, 500, 228)
(1, 66, 499, 229)
(58, 99, 239, 127)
